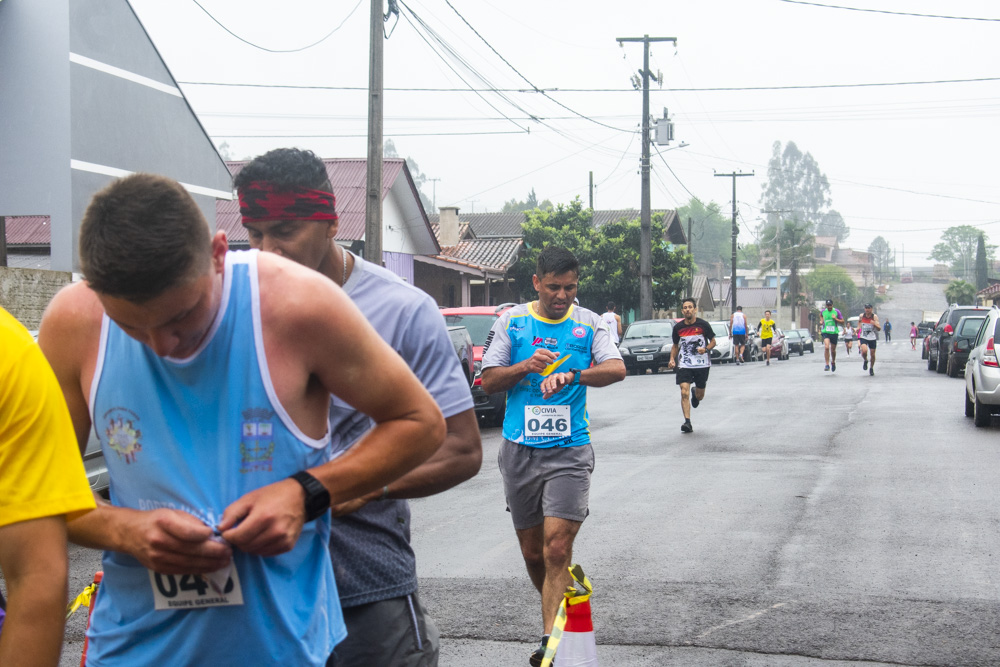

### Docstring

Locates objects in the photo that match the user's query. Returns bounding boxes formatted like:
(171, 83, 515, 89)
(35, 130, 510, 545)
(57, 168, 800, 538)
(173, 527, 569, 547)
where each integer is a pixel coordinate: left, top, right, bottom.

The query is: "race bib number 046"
(524, 404, 571, 439)
(149, 565, 244, 611)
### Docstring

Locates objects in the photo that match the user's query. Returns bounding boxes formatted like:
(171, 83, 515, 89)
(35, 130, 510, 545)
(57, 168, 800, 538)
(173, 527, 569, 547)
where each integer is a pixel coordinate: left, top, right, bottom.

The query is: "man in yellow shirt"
(758, 310, 777, 366)
(0, 307, 96, 667)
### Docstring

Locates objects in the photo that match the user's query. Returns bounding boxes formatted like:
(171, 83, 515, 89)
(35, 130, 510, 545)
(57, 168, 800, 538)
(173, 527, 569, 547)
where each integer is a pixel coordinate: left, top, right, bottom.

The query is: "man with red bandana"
(235, 148, 482, 667)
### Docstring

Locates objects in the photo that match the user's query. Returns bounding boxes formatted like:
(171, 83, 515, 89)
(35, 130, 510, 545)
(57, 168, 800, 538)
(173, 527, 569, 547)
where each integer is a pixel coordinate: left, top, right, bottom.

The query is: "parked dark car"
(442, 304, 515, 427)
(945, 315, 986, 377)
(927, 305, 992, 374)
(619, 319, 677, 375)
(792, 328, 815, 353)
(447, 325, 475, 388)
(784, 330, 806, 356)
(916, 321, 935, 338)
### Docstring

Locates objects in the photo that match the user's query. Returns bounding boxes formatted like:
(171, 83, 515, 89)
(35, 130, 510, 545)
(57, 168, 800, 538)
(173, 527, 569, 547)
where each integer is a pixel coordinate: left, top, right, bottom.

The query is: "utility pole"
(365, 0, 397, 265)
(715, 171, 753, 318)
(618, 35, 677, 320)
(687, 216, 693, 298)
(0, 217, 7, 268)
(427, 177, 440, 210)
(589, 171, 594, 209)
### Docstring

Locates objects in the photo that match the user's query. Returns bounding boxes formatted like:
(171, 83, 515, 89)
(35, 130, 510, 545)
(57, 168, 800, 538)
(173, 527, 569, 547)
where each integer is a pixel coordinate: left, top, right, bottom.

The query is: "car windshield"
(443, 314, 497, 346)
(624, 321, 674, 339)
(711, 323, 729, 337)
(794, 329, 809, 337)
(958, 317, 986, 337)
(948, 308, 988, 326)
(786, 331, 801, 340)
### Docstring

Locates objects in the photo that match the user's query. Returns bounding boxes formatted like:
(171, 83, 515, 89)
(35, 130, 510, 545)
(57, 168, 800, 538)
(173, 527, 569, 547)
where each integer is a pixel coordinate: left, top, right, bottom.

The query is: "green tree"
(815, 209, 849, 243)
(805, 264, 858, 312)
(502, 188, 553, 213)
(930, 225, 996, 281)
(760, 140, 833, 234)
(945, 279, 977, 305)
(868, 236, 892, 283)
(976, 233, 989, 290)
(675, 198, 733, 274)
(757, 220, 814, 309)
(510, 199, 692, 315)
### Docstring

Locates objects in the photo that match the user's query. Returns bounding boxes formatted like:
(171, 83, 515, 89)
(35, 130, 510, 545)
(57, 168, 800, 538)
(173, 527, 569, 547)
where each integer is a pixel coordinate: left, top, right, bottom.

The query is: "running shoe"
(824, 364, 830, 371)
(863, 359, 868, 371)
(870, 367, 874, 376)
(691, 394, 700, 408)
(766, 360, 770, 366)
(681, 421, 693, 433)
(529, 635, 551, 667)
(831, 362, 836, 372)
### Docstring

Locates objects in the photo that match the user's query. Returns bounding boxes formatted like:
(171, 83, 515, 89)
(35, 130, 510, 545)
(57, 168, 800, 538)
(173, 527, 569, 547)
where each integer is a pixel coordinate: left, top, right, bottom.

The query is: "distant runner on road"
(859, 304, 881, 375)
(668, 298, 717, 433)
(730, 305, 748, 365)
(820, 299, 845, 372)
(758, 311, 776, 366)
(910, 322, 918, 350)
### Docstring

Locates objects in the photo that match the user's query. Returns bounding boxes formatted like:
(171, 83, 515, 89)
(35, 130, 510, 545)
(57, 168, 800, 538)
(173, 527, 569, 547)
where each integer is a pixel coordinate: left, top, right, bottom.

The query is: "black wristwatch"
(289, 471, 331, 522)
(568, 368, 583, 385)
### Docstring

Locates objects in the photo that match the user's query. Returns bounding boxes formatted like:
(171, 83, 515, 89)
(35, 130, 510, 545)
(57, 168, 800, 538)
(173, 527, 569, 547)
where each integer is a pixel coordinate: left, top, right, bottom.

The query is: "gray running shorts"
(498, 439, 594, 530)
(328, 591, 439, 667)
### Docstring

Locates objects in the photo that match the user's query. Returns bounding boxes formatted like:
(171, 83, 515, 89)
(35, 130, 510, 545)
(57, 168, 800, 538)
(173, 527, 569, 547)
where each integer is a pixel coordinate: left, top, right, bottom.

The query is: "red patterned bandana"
(238, 182, 338, 223)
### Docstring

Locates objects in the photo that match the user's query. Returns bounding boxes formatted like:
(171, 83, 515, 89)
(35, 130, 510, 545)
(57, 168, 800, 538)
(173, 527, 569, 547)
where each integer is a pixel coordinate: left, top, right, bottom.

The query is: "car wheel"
(947, 356, 959, 378)
(921, 344, 928, 360)
(927, 350, 937, 371)
(936, 353, 948, 374)
(974, 391, 992, 427)
(965, 386, 975, 418)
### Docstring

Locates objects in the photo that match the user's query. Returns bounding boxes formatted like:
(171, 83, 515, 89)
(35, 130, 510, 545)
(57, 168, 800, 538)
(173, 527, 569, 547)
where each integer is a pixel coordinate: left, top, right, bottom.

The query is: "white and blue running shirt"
(481, 303, 621, 448)
(87, 251, 342, 666)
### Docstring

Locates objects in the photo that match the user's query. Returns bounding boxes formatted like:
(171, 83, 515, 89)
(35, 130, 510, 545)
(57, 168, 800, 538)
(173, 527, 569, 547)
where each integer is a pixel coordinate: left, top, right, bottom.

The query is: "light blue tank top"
(499, 303, 598, 448)
(86, 251, 343, 666)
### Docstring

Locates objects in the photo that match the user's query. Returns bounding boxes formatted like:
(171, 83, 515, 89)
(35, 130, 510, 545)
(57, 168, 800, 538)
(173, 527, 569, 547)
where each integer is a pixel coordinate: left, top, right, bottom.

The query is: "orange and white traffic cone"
(541, 564, 598, 667)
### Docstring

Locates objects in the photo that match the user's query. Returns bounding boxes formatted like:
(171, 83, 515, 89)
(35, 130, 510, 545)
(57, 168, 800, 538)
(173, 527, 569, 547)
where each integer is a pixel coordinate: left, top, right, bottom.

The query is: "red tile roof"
(218, 158, 407, 244)
(3, 216, 51, 245)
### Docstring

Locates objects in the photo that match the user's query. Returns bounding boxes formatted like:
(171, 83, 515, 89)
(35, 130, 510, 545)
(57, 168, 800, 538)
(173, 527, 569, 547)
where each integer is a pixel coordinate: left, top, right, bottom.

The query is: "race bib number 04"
(149, 564, 244, 611)
(524, 404, 571, 439)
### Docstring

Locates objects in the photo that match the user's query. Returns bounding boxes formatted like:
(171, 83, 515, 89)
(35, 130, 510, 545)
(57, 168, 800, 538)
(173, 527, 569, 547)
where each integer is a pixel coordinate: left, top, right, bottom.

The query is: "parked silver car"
(963, 306, 1000, 427)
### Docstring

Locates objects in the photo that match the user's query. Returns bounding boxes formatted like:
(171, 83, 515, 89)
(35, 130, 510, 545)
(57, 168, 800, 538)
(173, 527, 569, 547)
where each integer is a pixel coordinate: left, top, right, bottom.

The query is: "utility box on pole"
(655, 108, 674, 145)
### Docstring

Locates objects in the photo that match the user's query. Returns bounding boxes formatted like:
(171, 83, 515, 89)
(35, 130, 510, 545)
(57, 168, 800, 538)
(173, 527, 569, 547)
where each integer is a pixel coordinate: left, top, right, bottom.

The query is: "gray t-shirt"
(328, 252, 474, 607)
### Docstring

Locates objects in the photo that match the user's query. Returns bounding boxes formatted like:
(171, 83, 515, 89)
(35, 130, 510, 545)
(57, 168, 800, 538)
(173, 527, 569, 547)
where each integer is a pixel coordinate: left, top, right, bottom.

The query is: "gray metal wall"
(1, 0, 232, 273)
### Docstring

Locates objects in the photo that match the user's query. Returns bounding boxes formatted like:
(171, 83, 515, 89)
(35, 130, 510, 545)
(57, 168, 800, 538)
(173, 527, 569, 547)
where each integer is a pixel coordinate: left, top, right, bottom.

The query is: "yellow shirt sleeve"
(0, 311, 96, 528)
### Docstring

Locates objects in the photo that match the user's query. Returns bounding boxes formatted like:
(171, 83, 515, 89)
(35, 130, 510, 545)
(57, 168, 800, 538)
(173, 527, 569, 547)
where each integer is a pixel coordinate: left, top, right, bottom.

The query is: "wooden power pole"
(714, 171, 753, 317)
(618, 35, 676, 321)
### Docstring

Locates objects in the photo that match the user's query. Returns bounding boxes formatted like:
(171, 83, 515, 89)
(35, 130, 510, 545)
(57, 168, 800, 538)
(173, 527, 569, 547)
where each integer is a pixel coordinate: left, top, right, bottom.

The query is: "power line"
(778, 0, 1000, 22)
(441, 0, 631, 134)
(175, 75, 1000, 92)
(189, 0, 363, 53)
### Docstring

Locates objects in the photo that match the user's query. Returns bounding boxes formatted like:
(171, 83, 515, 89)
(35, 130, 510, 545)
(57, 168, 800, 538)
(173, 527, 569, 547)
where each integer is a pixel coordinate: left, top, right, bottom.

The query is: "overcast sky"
(128, 0, 1000, 266)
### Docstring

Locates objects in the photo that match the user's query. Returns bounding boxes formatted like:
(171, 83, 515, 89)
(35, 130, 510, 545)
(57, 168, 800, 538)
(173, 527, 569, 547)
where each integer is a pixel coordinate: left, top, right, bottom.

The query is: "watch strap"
(289, 471, 331, 522)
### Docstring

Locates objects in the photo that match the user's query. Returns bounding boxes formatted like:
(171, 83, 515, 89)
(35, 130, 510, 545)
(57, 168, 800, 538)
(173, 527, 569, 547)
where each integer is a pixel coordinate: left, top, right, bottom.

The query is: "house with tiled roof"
(415, 207, 521, 307)
(219, 158, 438, 284)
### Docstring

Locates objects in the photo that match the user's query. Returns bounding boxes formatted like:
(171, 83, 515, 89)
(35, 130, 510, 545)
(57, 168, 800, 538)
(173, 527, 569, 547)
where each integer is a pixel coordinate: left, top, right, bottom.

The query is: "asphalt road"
(55, 283, 1000, 666)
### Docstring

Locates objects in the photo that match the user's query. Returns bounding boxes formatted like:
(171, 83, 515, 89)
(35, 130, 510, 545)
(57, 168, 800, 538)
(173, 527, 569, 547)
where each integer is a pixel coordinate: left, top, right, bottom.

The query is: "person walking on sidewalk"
(859, 304, 882, 375)
(729, 305, 748, 364)
(819, 299, 845, 372)
(668, 298, 716, 433)
(910, 322, 919, 350)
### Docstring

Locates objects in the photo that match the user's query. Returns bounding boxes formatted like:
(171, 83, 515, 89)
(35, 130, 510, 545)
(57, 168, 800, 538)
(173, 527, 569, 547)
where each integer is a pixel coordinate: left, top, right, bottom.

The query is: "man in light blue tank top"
(480, 246, 625, 666)
(38, 174, 447, 666)
(236, 148, 482, 667)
